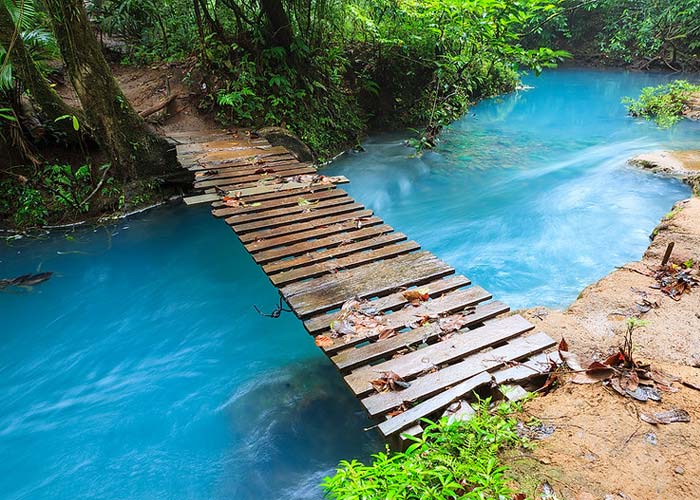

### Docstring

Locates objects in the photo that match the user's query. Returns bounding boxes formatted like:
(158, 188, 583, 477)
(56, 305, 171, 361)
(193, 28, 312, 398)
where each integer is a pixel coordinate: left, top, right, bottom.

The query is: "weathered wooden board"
(184, 145, 288, 163)
(245, 216, 383, 253)
(260, 227, 399, 271)
(281, 251, 455, 318)
(345, 311, 530, 396)
(229, 201, 364, 234)
(326, 287, 496, 358)
(177, 139, 269, 154)
(195, 166, 317, 189)
(221, 196, 355, 225)
(492, 350, 561, 385)
(360, 331, 555, 416)
(330, 296, 507, 372)
(188, 153, 297, 172)
(214, 185, 338, 207)
(378, 372, 491, 437)
(239, 208, 373, 244)
(304, 275, 472, 337)
(212, 189, 346, 218)
(196, 161, 310, 184)
(269, 240, 419, 286)
(254, 223, 393, 264)
(215, 176, 349, 199)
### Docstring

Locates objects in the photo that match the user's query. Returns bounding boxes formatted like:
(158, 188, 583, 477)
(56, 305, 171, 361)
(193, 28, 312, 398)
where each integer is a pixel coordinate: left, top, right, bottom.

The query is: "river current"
(0, 68, 695, 499)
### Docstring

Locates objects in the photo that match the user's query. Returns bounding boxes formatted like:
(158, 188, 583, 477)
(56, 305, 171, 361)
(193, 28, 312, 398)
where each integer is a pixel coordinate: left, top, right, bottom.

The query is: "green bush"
(623, 80, 700, 127)
(322, 399, 527, 500)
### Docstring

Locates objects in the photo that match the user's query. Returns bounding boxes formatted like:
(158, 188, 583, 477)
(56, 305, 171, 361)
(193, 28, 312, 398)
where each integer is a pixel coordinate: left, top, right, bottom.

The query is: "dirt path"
(57, 62, 220, 136)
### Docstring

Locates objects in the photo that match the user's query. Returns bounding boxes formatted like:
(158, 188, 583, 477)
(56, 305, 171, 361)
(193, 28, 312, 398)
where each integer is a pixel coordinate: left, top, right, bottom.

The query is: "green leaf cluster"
(322, 399, 527, 500)
(623, 80, 700, 128)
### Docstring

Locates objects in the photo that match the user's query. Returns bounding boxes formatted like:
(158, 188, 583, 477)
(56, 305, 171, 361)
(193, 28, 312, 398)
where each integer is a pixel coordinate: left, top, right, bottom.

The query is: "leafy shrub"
(0, 163, 120, 228)
(623, 80, 700, 127)
(322, 399, 527, 500)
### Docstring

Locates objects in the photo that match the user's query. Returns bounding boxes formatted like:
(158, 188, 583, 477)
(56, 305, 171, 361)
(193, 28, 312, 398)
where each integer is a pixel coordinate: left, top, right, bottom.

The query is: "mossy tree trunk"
(43, 0, 176, 181)
(260, 0, 294, 49)
(0, 3, 81, 137)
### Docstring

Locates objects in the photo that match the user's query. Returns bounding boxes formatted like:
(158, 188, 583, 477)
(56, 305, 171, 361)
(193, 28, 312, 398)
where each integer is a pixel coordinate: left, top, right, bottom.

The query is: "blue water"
(0, 68, 696, 499)
(326, 68, 694, 308)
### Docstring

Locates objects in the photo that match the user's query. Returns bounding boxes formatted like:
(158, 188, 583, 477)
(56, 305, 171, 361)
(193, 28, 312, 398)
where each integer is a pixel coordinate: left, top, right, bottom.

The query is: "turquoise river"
(0, 69, 696, 499)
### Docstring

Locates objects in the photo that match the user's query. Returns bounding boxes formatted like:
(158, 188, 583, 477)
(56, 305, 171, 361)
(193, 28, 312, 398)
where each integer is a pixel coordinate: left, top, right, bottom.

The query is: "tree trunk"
(260, 0, 294, 49)
(43, 0, 178, 181)
(0, 3, 81, 137)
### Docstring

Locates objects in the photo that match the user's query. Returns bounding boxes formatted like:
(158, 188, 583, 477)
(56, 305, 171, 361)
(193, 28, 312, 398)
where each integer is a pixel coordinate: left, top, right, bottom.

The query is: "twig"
(79, 164, 112, 208)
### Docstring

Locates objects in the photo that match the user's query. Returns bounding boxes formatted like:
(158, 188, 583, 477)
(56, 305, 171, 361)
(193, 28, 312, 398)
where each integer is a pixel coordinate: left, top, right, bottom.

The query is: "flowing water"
(0, 68, 696, 499)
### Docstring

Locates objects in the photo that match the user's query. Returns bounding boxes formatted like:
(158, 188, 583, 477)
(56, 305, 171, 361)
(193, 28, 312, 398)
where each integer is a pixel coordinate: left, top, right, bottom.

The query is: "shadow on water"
(217, 359, 382, 499)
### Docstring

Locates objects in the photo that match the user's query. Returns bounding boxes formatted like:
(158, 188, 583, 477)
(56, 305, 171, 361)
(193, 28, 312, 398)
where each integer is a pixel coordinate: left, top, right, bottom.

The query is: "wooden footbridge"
(170, 129, 558, 442)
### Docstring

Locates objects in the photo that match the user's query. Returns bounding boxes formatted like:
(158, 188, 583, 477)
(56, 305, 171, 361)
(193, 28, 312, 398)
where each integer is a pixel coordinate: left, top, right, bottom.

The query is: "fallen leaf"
(640, 409, 690, 425)
(314, 335, 333, 348)
(558, 337, 569, 352)
(402, 289, 430, 305)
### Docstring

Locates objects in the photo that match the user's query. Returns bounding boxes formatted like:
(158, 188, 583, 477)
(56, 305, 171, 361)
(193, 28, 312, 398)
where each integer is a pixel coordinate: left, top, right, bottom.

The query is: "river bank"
(511, 188, 700, 497)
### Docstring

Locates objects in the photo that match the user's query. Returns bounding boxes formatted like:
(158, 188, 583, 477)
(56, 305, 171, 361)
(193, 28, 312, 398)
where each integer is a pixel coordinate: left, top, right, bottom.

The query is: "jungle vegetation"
(1, 0, 699, 229)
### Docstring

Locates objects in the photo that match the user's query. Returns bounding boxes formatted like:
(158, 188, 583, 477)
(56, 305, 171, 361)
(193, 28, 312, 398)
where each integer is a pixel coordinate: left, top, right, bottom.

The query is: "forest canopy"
(1, 0, 698, 229)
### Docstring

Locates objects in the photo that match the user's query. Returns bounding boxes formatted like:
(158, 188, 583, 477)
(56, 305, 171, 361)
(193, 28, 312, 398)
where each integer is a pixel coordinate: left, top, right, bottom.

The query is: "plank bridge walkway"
(170, 129, 557, 442)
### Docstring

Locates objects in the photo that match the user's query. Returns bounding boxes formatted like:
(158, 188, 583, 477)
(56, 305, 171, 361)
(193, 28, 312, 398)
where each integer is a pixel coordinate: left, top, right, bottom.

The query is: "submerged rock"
(256, 126, 314, 163)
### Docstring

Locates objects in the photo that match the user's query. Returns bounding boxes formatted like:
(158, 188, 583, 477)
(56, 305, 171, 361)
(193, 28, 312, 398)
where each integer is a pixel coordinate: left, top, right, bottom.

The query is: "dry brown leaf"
(314, 335, 333, 348)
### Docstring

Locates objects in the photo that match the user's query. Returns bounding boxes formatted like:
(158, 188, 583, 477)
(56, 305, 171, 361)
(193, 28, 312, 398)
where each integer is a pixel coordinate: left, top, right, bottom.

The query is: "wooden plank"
(214, 185, 337, 207)
(330, 295, 505, 372)
(239, 208, 373, 244)
(229, 201, 364, 234)
(327, 287, 496, 359)
(281, 251, 454, 319)
(188, 153, 297, 172)
(177, 139, 269, 154)
(304, 275, 472, 336)
(268, 239, 419, 286)
(212, 189, 346, 218)
(219, 196, 355, 224)
(264, 229, 404, 272)
(183, 151, 294, 170)
(245, 216, 384, 253)
(215, 176, 349, 199)
(492, 351, 560, 385)
(344, 311, 529, 395)
(184, 145, 288, 163)
(184, 193, 219, 205)
(195, 166, 317, 189)
(378, 372, 491, 437)
(254, 223, 393, 264)
(196, 161, 309, 183)
(360, 331, 556, 417)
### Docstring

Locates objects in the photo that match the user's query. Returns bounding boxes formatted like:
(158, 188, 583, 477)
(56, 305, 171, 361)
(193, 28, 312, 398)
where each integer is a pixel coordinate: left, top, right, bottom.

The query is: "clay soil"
(57, 62, 219, 136)
(512, 197, 700, 499)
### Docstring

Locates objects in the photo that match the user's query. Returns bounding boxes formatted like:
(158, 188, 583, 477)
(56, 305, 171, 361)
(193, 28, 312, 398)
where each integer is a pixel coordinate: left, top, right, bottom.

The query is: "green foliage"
(0, 163, 121, 228)
(86, 0, 567, 157)
(322, 399, 527, 499)
(531, 0, 700, 69)
(0, 0, 58, 90)
(623, 80, 700, 127)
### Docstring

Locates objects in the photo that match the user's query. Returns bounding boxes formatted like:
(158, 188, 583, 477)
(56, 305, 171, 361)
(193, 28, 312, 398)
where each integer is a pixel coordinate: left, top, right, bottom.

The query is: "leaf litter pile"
(552, 320, 698, 426)
(314, 289, 478, 403)
(651, 262, 699, 300)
